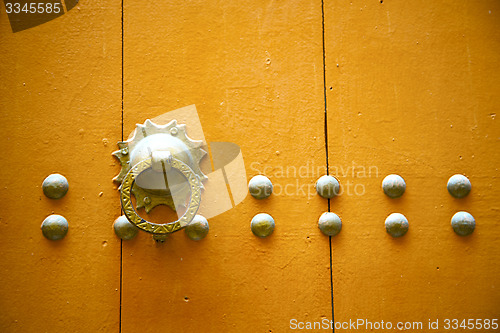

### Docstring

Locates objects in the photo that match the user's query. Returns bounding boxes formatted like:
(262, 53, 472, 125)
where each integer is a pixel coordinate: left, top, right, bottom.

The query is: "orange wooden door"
(0, 1, 122, 332)
(1, 1, 499, 332)
(121, 1, 331, 332)
(325, 1, 500, 331)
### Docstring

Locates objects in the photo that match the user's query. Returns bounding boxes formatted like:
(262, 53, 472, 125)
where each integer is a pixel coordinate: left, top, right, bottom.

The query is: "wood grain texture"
(0, 2, 122, 331)
(324, 0, 500, 328)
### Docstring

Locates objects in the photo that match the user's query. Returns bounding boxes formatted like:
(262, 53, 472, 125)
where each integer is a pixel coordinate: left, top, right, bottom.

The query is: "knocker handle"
(120, 156, 202, 234)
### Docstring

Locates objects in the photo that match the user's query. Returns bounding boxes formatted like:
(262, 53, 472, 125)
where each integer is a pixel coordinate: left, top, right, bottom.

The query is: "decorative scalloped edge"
(112, 119, 207, 212)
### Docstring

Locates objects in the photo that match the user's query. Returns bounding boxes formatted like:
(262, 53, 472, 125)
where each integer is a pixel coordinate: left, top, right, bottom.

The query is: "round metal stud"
(248, 175, 273, 199)
(447, 174, 471, 198)
(41, 214, 69, 240)
(42, 173, 69, 199)
(113, 215, 139, 240)
(316, 175, 340, 199)
(451, 211, 475, 236)
(385, 213, 409, 238)
(318, 212, 342, 237)
(251, 213, 275, 238)
(382, 174, 406, 198)
(185, 215, 209, 241)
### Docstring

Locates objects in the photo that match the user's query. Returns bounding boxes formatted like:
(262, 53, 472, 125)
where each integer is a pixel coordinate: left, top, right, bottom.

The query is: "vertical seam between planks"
(321, 0, 334, 331)
(119, 0, 124, 332)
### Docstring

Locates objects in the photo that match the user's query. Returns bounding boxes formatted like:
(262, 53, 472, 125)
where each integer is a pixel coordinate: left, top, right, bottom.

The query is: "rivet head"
(318, 212, 342, 237)
(185, 215, 209, 241)
(451, 211, 475, 236)
(248, 175, 273, 199)
(170, 127, 178, 136)
(41, 214, 69, 240)
(143, 197, 151, 205)
(382, 174, 406, 198)
(251, 213, 275, 238)
(113, 215, 138, 240)
(447, 174, 471, 198)
(385, 213, 409, 238)
(316, 175, 340, 199)
(42, 174, 69, 199)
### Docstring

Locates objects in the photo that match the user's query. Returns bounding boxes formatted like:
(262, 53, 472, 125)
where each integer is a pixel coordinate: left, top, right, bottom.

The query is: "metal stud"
(41, 214, 69, 240)
(113, 215, 139, 240)
(251, 213, 275, 238)
(185, 215, 209, 241)
(42, 173, 69, 199)
(318, 212, 342, 237)
(316, 175, 340, 199)
(248, 175, 273, 199)
(382, 174, 406, 198)
(447, 174, 471, 198)
(451, 211, 475, 236)
(385, 213, 409, 238)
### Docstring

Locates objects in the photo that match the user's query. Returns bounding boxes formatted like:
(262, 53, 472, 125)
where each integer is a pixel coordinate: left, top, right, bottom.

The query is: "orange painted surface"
(0, 2, 122, 332)
(1, 1, 499, 332)
(325, 0, 500, 330)
(121, 1, 330, 332)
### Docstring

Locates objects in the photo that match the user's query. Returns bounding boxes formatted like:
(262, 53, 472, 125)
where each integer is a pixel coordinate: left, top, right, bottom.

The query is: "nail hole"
(184, 296, 189, 302)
